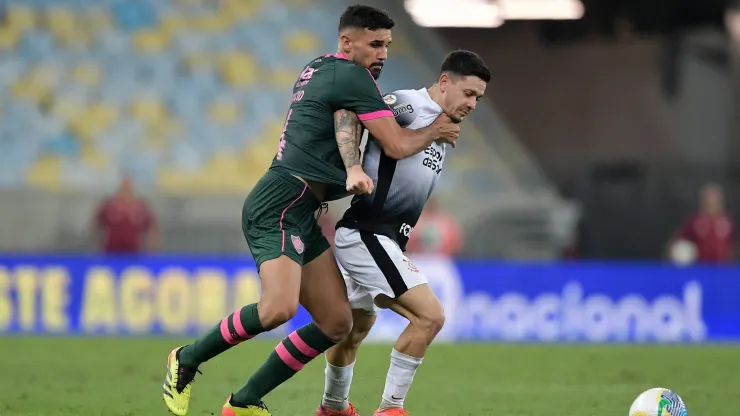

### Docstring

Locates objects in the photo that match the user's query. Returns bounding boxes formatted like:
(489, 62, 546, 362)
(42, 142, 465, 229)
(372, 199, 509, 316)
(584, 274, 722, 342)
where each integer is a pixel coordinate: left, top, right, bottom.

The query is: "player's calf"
(377, 284, 446, 412)
(321, 309, 377, 413)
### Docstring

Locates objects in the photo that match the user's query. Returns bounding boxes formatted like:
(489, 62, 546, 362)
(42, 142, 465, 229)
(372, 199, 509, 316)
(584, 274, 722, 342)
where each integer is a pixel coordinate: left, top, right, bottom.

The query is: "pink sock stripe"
(279, 183, 308, 252)
(275, 342, 304, 371)
(358, 110, 393, 121)
(231, 308, 254, 340)
(288, 331, 321, 358)
(220, 317, 240, 345)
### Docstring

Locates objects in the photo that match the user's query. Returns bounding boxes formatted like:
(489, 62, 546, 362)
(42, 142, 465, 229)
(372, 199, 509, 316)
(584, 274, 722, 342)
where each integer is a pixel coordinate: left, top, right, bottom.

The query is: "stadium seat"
(219, 51, 257, 87)
(6, 5, 37, 33)
(26, 155, 63, 191)
(283, 30, 320, 54)
(0, 0, 510, 195)
(133, 28, 170, 53)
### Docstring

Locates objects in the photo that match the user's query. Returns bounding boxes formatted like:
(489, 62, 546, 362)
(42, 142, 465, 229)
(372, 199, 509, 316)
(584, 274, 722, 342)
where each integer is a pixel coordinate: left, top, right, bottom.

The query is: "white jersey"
(336, 88, 446, 251)
(335, 88, 446, 309)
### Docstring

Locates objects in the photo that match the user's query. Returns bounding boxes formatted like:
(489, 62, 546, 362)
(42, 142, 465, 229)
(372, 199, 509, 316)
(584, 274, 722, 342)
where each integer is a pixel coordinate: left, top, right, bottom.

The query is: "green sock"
(231, 322, 336, 406)
(179, 303, 264, 367)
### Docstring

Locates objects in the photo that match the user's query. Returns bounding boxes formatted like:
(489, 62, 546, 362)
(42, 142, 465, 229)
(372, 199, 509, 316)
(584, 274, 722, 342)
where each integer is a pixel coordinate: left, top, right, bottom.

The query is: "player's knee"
(416, 308, 446, 341)
(257, 300, 298, 330)
(345, 324, 371, 348)
(319, 308, 353, 342)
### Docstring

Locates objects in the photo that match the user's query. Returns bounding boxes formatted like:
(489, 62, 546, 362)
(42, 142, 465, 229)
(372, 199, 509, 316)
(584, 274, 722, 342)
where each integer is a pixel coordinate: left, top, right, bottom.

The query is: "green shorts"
(242, 168, 330, 270)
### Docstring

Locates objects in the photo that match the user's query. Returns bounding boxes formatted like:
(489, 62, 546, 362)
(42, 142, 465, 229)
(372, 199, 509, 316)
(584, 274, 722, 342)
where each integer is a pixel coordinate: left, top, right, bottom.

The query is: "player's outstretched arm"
(335, 109, 374, 194)
(362, 113, 460, 159)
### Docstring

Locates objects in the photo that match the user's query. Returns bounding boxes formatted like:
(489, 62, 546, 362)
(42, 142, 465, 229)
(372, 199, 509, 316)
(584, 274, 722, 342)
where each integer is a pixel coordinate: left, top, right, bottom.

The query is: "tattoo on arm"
(334, 109, 364, 168)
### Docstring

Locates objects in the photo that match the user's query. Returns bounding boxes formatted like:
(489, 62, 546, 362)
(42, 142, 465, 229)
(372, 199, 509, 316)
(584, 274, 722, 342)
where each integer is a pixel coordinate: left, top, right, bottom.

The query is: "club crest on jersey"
(291, 235, 305, 254)
(383, 94, 397, 105)
(403, 258, 419, 273)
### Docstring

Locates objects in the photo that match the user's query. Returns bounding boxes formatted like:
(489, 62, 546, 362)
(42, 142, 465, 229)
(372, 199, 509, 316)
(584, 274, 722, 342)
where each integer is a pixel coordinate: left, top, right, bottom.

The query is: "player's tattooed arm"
(334, 109, 364, 168)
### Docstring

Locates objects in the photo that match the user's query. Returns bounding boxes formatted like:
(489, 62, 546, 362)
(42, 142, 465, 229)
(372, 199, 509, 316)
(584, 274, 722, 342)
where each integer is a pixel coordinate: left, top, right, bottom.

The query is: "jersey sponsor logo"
(291, 90, 304, 102)
(399, 223, 414, 238)
(291, 235, 305, 254)
(392, 103, 413, 117)
(423, 145, 443, 174)
(383, 94, 397, 105)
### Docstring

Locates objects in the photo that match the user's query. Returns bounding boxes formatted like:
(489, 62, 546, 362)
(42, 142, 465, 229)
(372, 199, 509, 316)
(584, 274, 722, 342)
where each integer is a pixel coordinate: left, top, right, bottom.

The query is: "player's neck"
(427, 83, 443, 107)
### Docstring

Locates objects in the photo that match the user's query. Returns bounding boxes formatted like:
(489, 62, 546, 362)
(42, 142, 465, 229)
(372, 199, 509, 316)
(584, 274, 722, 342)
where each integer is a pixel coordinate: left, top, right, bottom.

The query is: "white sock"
(322, 358, 355, 411)
(378, 349, 423, 410)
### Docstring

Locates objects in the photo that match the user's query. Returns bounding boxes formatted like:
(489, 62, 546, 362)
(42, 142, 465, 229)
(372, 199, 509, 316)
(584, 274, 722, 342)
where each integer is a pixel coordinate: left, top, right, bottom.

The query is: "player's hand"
(431, 113, 460, 148)
(346, 165, 374, 195)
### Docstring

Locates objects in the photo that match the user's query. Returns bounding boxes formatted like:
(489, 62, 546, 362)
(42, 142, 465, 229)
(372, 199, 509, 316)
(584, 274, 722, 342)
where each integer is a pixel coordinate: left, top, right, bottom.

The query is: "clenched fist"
(346, 165, 374, 195)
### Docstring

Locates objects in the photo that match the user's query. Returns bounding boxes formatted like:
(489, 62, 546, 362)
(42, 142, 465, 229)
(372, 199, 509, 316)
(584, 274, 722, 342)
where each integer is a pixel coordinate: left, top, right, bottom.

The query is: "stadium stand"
(0, 0, 575, 258)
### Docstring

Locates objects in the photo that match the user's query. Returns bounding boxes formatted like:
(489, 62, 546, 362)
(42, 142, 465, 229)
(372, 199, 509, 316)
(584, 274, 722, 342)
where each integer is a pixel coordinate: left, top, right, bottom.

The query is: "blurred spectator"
(94, 176, 158, 254)
(406, 197, 462, 256)
(668, 184, 736, 264)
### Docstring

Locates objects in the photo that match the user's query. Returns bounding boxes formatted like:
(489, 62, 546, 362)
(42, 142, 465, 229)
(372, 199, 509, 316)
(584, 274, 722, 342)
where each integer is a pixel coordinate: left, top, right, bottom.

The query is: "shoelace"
(175, 366, 202, 393)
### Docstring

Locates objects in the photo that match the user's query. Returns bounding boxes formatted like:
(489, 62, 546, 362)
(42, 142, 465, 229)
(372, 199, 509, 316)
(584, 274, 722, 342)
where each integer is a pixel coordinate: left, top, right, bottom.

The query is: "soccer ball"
(669, 239, 697, 266)
(629, 388, 688, 416)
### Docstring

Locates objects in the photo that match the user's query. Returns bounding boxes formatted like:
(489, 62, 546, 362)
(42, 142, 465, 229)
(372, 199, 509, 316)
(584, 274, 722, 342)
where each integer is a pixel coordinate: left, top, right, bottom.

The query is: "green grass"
(0, 338, 736, 415)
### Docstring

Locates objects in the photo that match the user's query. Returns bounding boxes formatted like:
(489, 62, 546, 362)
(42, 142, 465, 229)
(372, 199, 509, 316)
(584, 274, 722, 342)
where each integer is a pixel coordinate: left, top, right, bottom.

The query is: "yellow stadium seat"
(85, 9, 113, 32)
(219, 52, 258, 87)
(161, 14, 187, 35)
(150, 118, 183, 139)
(133, 28, 170, 53)
(269, 68, 297, 86)
(28, 64, 63, 87)
(192, 14, 229, 33)
(6, 5, 36, 32)
(11, 79, 50, 103)
(208, 100, 241, 125)
(80, 145, 110, 170)
(219, 0, 263, 21)
(71, 63, 102, 87)
(131, 95, 167, 125)
(48, 96, 85, 122)
(284, 30, 320, 54)
(46, 8, 77, 36)
(69, 104, 116, 143)
(0, 27, 20, 50)
(26, 155, 63, 191)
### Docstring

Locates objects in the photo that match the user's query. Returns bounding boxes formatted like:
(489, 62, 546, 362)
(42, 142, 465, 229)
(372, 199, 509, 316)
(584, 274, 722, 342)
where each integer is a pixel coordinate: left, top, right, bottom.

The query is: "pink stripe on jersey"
(325, 53, 349, 60)
(275, 342, 304, 371)
(288, 331, 321, 358)
(280, 183, 308, 252)
(358, 110, 393, 121)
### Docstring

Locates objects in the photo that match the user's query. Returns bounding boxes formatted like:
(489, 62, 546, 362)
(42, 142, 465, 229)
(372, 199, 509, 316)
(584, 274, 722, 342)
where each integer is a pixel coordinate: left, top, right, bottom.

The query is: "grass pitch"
(0, 338, 736, 415)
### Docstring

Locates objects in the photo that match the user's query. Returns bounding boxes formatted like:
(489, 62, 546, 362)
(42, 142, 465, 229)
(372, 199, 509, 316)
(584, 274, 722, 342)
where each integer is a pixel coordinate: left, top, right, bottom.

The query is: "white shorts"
(334, 227, 428, 315)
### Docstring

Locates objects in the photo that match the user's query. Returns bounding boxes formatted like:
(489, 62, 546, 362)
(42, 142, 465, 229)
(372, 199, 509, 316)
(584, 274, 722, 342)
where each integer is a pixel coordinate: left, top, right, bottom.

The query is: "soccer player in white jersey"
(316, 50, 491, 416)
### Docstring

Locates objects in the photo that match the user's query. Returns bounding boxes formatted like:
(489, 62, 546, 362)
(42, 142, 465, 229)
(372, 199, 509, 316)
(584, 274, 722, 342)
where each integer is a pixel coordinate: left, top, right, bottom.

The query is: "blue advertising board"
(0, 255, 738, 343)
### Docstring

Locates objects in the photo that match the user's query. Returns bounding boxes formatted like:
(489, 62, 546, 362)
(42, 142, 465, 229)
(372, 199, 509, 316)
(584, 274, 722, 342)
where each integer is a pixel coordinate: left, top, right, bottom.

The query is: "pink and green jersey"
(269, 53, 393, 201)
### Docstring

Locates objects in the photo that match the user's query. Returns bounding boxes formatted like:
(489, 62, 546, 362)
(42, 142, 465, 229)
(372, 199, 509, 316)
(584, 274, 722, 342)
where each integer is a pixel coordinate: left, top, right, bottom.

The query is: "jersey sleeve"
(333, 64, 394, 121)
(383, 90, 421, 128)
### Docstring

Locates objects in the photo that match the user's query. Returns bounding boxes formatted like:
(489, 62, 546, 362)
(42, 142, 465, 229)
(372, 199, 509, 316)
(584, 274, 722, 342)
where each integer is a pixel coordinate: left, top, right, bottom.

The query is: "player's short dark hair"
(440, 50, 491, 83)
(338, 5, 395, 32)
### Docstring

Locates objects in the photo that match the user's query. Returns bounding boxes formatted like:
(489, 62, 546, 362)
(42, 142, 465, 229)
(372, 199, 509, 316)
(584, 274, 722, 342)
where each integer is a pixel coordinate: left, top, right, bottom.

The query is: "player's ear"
(439, 73, 450, 92)
(338, 32, 352, 53)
